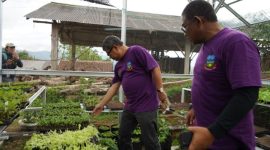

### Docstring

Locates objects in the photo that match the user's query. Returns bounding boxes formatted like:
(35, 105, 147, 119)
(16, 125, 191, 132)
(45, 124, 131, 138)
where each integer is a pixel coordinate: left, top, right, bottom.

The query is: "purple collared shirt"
(192, 28, 261, 149)
(112, 45, 159, 112)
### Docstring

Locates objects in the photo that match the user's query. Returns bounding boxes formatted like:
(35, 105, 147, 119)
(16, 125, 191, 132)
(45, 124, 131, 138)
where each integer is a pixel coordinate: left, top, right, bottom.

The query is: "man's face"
(6, 46, 15, 54)
(181, 15, 204, 44)
(105, 46, 121, 61)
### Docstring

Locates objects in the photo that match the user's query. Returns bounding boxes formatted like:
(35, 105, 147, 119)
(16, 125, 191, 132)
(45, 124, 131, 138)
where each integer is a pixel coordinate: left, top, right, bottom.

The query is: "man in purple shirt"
(92, 35, 170, 150)
(182, 1, 261, 150)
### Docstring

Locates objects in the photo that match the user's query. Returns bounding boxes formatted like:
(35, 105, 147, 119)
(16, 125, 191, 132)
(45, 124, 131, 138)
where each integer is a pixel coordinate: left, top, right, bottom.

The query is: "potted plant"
(159, 118, 172, 150)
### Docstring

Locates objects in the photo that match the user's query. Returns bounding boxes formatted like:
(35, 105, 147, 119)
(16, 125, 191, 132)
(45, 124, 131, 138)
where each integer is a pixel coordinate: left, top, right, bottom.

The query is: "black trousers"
(118, 110, 161, 150)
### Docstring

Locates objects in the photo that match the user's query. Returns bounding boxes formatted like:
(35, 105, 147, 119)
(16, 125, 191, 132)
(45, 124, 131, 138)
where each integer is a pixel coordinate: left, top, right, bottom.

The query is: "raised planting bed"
(23, 126, 107, 150)
(90, 112, 119, 127)
(0, 84, 35, 126)
(165, 81, 191, 103)
(19, 102, 90, 132)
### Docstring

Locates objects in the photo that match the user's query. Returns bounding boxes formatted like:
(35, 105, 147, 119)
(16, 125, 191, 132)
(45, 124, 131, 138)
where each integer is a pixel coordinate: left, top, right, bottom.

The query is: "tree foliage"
(246, 23, 270, 40)
(18, 50, 35, 60)
(59, 44, 102, 61)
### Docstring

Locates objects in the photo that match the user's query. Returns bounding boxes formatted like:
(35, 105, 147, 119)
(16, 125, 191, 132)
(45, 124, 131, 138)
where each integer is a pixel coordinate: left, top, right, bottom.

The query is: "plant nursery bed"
(34, 122, 90, 132)
(161, 114, 186, 127)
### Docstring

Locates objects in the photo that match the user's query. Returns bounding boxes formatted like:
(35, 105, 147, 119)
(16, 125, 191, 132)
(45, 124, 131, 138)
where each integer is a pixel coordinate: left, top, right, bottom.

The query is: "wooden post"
(71, 43, 76, 71)
(51, 22, 59, 70)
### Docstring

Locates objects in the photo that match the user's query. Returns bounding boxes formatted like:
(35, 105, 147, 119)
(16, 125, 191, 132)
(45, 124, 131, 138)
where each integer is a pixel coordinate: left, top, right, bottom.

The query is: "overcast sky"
(1, 0, 187, 52)
(1, 0, 269, 52)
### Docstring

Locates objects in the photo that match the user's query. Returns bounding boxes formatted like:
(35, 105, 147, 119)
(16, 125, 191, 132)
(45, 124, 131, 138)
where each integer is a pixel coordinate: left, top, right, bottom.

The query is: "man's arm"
(152, 66, 170, 110)
(188, 87, 259, 149)
(12, 52, 23, 67)
(208, 86, 259, 138)
(152, 66, 163, 90)
(15, 59, 23, 67)
(92, 82, 121, 115)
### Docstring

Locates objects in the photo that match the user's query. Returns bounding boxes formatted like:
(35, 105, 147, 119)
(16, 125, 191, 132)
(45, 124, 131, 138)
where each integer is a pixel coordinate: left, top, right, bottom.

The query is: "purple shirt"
(112, 45, 159, 112)
(192, 28, 261, 149)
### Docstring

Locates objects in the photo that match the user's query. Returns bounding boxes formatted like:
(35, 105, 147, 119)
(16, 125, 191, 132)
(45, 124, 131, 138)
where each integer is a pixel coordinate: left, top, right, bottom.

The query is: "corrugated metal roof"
(83, 0, 113, 7)
(25, 2, 182, 33)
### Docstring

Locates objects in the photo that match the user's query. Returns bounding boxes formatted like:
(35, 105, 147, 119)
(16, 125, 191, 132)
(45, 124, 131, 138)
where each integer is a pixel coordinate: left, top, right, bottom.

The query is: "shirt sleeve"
(223, 37, 261, 89)
(132, 46, 158, 72)
(16, 59, 23, 67)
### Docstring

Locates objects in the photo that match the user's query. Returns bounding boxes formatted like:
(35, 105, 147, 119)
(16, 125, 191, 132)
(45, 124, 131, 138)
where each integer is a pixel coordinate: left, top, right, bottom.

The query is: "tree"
(18, 50, 34, 60)
(59, 44, 102, 61)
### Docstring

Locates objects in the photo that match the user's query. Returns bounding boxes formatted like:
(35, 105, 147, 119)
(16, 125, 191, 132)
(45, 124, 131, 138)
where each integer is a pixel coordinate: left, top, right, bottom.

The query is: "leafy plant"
(20, 110, 38, 123)
(98, 125, 110, 132)
(165, 82, 192, 101)
(24, 126, 105, 150)
(83, 95, 99, 108)
(258, 88, 270, 104)
(100, 131, 115, 138)
(0, 86, 31, 125)
(99, 138, 118, 150)
(158, 118, 170, 142)
(131, 137, 140, 143)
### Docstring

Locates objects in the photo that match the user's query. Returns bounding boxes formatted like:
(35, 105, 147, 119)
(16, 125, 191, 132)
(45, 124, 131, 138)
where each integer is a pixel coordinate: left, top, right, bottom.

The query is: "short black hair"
(102, 35, 123, 52)
(182, 0, 217, 22)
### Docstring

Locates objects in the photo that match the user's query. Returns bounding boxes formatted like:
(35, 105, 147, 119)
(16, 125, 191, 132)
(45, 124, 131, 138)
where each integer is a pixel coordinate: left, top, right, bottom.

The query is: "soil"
(90, 114, 119, 127)
(0, 136, 31, 150)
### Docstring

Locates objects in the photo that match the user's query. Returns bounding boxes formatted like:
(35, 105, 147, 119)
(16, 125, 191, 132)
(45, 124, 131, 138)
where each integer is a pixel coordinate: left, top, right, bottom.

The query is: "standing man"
(2, 43, 23, 82)
(182, 1, 261, 150)
(92, 35, 170, 150)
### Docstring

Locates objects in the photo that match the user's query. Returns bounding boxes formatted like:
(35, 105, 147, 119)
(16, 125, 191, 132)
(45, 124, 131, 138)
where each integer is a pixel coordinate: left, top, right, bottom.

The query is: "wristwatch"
(157, 87, 164, 93)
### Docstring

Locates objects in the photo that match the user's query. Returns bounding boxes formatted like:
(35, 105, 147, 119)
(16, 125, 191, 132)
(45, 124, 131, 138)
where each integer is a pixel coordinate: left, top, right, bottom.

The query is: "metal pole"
(0, 0, 3, 83)
(121, 0, 127, 44)
(119, 0, 127, 103)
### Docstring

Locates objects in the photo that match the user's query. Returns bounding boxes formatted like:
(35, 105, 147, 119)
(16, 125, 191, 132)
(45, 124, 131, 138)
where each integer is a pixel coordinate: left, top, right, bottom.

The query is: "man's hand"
(5, 59, 14, 65)
(186, 108, 196, 126)
(12, 52, 19, 60)
(92, 103, 104, 116)
(158, 91, 171, 111)
(188, 126, 214, 150)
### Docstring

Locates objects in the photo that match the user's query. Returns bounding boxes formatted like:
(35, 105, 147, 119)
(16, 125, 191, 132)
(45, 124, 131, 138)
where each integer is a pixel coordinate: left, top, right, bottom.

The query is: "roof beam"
(214, 0, 225, 13)
(227, 0, 242, 6)
(216, 0, 251, 27)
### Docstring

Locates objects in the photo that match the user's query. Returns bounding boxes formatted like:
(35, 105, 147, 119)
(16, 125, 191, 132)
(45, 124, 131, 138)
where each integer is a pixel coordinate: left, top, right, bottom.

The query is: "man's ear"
(194, 16, 205, 25)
